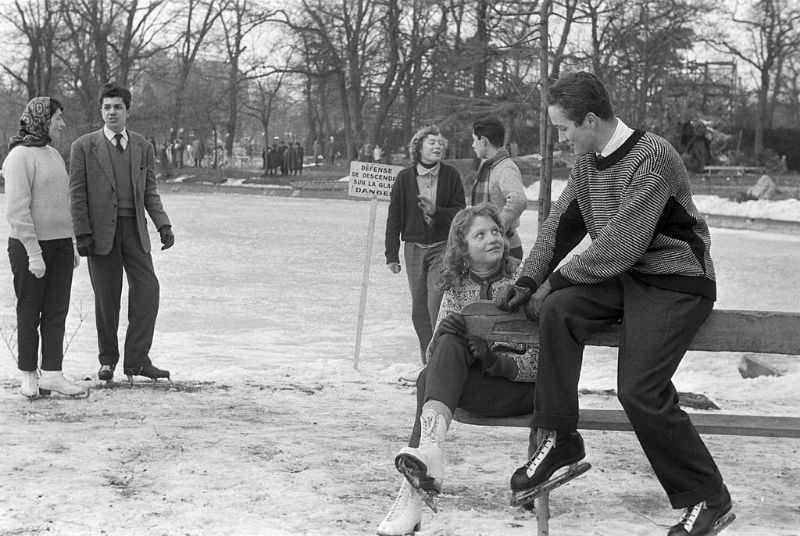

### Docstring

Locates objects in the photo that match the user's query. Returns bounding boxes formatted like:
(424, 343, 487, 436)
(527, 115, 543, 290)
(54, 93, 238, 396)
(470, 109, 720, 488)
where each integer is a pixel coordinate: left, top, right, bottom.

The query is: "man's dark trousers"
(87, 215, 159, 369)
(532, 274, 723, 508)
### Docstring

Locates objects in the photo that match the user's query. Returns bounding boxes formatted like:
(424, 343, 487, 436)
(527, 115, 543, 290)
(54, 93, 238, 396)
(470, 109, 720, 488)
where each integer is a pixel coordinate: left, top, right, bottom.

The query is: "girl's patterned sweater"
(427, 260, 538, 382)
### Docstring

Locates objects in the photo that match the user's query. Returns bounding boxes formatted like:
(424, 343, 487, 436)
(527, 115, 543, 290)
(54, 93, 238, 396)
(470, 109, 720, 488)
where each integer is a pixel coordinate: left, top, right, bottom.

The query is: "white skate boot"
(19, 370, 39, 399)
(395, 406, 448, 511)
(376, 478, 423, 536)
(38, 370, 89, 397)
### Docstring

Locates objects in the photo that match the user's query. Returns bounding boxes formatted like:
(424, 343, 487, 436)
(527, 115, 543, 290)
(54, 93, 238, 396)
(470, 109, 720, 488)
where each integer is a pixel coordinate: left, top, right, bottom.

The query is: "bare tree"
(242, 71, 288, 155)
(56, 0, 171, 125)
(218, 0, 274, 158)
(709, 0, 800, 155)
(111, 0, 171, 86)
(169, 0, 227, 139)
(1, 0, 61, 100)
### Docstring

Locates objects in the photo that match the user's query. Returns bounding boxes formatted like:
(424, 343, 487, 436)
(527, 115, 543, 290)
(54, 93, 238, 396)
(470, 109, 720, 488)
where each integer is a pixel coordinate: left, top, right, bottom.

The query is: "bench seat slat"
(462, 303, 800, 355)
(453, 409, 800, 438)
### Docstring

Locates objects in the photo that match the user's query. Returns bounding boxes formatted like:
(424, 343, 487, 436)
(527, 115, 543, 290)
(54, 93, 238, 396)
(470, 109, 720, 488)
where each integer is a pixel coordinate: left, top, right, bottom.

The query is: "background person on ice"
(3, 97, 88, 398)
(378, 203, 539, 536)
(469, 117, 527, 260)
(384, 125, 465, 383)
(69, 82, 174, 384)
(495, 72, 732, 536)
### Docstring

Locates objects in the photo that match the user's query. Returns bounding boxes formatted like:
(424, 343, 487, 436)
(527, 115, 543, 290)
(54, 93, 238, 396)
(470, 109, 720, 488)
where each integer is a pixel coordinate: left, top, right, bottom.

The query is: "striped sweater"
(517, 130, 716, 300)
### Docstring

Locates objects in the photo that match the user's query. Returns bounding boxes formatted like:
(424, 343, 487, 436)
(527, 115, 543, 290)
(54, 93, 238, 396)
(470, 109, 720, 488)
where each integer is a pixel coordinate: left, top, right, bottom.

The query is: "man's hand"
(72, 242, 80, 269)
(525, 279, 552, 320)
(75, 235, 94, 257)
(438, 313, 466, 339)
(387, 262, 402, 274)
(159, 226, 175, 250)
(416, 195, 435, 217)
(466, 335, 496, 371)
(28, 252, 45, 278)
(493, 284, 532, 311)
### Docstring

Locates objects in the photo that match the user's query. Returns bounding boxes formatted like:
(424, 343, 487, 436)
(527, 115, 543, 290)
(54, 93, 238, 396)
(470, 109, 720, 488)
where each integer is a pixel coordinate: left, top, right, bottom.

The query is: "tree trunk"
(473, 0, 488, 97)
(755, 68, 769, 156)
(538, 0, 553, 229)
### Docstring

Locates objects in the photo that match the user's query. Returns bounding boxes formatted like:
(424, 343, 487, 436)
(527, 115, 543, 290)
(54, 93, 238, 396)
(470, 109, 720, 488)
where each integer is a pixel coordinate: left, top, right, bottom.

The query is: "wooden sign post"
(348, 161, 403, 369)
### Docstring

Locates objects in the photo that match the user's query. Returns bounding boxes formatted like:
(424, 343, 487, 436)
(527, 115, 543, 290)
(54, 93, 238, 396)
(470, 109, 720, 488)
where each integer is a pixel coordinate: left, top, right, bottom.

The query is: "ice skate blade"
(706, 511, 736, 535)
(376, 521, 420, 536)
(396, 456, 441, 513)
(510, 461, 591, 507)
(125, 376, 173, 388)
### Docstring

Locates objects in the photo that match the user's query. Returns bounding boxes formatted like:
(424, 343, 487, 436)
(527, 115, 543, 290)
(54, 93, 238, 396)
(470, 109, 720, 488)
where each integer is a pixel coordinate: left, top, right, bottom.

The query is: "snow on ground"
(526, 180, 800, 222)
(0, 192, 798, 536)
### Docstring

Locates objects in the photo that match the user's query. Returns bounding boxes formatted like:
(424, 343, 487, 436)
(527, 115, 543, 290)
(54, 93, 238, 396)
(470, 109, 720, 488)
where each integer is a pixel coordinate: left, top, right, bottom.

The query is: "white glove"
(28, 252, 45, 278)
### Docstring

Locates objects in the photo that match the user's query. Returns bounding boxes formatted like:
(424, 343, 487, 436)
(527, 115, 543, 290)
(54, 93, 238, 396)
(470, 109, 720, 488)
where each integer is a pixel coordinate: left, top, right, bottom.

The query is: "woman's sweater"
(429, 261, 539, 382)
(3, 145, 73, 257)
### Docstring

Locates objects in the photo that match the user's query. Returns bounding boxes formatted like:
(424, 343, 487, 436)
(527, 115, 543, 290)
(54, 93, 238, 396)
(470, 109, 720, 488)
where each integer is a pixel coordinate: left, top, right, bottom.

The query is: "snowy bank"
(526, 180, 800, 222)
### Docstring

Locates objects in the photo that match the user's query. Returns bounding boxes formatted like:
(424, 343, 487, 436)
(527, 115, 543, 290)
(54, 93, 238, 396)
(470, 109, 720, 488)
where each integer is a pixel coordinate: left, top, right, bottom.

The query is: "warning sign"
(348, 161, 403, 201)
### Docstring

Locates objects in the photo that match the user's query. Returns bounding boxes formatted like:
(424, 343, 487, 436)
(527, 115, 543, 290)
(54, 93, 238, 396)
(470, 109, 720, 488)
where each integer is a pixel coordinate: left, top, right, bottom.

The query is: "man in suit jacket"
(69, 82, 175, 384)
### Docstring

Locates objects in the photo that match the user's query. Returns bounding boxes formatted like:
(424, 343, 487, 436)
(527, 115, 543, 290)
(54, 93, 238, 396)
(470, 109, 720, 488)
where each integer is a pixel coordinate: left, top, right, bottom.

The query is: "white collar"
(103, 126, 128, 143)
(416, 162, 440, 177)
(597, 118, 633, 157)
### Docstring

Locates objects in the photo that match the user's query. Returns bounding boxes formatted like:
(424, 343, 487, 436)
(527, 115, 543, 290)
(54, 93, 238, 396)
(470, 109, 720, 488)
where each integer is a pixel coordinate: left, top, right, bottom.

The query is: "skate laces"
(525, 432, 555, 477)
(679, 501, 706, 531)
(384, 483, 420, 522)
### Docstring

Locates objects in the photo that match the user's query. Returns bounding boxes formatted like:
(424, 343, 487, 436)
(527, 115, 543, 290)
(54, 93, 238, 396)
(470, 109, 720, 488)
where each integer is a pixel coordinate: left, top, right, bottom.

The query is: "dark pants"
(533, 275, 722, 508)
(87, 216, 159, 369)
(409, 333, 534, 447)
(404, 242, 446, 364)
(8, 238, 74, 372)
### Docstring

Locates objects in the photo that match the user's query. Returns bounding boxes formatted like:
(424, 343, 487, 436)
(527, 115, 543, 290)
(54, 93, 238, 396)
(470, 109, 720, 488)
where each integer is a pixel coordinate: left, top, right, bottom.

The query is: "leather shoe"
(98, 365, 114, 381)
(123, 364, 171, 381)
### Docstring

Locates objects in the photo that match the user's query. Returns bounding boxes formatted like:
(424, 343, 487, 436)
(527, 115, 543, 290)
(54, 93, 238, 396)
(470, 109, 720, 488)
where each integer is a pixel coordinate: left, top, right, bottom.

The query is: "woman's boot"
(376, 478, 423, 536)
(395, 401, 450, 510)
(38, 370, 89, 397)
(19, 370, 39, 399)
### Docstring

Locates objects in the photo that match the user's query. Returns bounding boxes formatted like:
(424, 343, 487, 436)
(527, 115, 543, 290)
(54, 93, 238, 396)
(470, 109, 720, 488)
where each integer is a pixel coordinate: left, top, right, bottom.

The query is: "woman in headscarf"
(3, 97, 88, 398)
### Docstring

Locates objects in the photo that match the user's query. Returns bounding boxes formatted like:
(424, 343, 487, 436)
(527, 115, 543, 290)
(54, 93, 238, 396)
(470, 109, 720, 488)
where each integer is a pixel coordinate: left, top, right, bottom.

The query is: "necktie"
(114, 133, 124, 152)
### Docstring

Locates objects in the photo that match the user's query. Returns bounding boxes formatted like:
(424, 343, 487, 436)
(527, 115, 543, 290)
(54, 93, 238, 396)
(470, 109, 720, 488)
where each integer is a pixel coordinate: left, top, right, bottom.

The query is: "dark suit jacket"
(69, 128, 171, 255)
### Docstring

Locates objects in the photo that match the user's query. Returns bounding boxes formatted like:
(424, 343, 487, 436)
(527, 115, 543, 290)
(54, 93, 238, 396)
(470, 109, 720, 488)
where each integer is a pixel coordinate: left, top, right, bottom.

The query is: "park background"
(0, 0, 799, 175)
(0, 0, 799, 535)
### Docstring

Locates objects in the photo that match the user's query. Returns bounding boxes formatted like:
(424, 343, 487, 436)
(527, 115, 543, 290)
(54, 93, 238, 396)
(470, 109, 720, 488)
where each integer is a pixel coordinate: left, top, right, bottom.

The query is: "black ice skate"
(124, 364, 172, 386)
(668, 486, 735, 536)
(509, 429, 590, 507)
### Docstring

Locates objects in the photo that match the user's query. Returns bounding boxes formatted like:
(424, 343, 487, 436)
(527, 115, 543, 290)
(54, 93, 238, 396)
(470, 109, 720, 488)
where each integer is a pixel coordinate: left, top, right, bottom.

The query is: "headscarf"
(8, 97, 53, 150)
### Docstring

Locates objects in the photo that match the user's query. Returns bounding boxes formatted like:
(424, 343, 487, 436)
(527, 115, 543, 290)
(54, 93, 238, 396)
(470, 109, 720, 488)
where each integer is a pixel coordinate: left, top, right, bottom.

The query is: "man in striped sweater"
(495, 72, 732, 536)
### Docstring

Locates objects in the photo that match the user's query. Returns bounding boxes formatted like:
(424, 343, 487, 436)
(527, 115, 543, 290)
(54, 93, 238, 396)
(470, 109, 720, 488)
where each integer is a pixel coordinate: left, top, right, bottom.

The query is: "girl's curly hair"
(408, 125, 446, 165)
(440, 203, 511, 291)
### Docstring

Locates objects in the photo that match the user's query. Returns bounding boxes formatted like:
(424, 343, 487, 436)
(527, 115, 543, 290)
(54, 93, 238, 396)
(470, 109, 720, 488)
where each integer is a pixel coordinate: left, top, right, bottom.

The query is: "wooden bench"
(703, 165, 765, 177)
(455, 301, 800, 535)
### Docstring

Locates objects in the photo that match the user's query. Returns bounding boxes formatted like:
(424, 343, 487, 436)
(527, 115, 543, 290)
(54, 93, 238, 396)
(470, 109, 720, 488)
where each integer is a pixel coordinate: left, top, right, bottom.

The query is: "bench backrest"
(461, 302, 800, 355)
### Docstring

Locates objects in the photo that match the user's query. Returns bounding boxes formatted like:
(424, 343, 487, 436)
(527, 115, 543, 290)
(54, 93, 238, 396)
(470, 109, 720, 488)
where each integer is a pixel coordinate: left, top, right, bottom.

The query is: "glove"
(523, 299, 538, 321)
(159, 225, 175, 250)
(494, 284, 532, 311)
(466, 336, 496, 371)
(28, 252, 45, 278)
(75, 234, 94, 257)
(437, 313, 466, 339)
